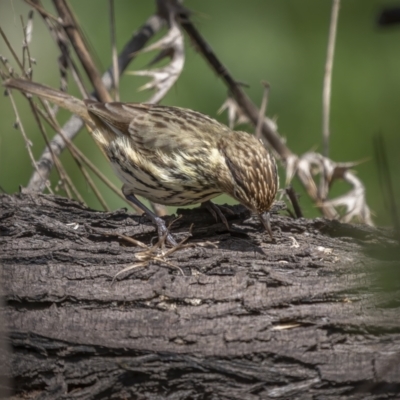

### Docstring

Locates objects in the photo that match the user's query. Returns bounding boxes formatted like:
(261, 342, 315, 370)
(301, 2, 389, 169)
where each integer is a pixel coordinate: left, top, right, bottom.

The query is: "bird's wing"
(85, 101, 230, 155)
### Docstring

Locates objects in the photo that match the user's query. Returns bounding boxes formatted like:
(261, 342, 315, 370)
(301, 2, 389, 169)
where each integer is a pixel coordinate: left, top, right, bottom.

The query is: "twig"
(52, 0, 112, 102)
(109, 0, 119, 101)
(179, 15, 292, 160)
(103, 232, 148, 249)
(322, 0, 340, 157)
(4, 87, 52, 194)
(255, 81, 270, 140)
(0, 28, 25, 75)
(285, 186, 303, 219)
(76, 161, 110, 211)
(28, 100, 77, 200)
(20, 12, 34, 78)
(27, 114, 81, 191)
(25, 0, 60, 23)
(374, 133, 399, 238)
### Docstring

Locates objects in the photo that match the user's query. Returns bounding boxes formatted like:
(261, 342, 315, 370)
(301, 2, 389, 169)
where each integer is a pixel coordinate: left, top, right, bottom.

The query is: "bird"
(4, 78, 278, 245)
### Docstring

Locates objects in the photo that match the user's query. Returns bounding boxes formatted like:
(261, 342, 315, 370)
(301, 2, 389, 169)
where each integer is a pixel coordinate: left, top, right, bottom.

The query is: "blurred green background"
(1, 0, 400, 226)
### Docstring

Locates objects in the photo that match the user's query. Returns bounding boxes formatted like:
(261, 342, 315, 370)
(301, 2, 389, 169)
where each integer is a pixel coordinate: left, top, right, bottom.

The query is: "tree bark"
(0, 191, 399, 399)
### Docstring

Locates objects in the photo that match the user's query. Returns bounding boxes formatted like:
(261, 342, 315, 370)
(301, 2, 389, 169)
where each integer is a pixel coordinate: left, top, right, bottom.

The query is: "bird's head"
(217, 132, 278, 239)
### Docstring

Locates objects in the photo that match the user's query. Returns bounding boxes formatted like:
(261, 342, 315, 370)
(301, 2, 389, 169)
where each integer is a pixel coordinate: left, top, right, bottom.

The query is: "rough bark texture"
(0, 191, 399, 399)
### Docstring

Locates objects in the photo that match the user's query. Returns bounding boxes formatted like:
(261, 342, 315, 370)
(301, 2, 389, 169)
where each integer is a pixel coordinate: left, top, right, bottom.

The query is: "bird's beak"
(259, 212, 274, 240)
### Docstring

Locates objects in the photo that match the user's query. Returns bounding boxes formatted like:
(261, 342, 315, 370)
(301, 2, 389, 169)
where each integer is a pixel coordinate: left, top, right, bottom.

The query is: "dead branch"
(52, 0, 112, 102)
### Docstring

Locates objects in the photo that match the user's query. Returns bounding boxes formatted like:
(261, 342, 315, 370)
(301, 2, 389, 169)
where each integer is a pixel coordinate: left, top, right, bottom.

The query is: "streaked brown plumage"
(4, 78, 278, 244)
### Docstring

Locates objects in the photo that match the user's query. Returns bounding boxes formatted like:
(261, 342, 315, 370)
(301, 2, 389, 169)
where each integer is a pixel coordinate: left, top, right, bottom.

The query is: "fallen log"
(0, 191, 399, 399)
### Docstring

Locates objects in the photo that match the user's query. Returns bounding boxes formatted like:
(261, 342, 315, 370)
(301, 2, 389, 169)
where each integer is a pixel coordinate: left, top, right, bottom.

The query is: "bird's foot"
(202, 201, 233, 231)
(153, 216, 178, 247)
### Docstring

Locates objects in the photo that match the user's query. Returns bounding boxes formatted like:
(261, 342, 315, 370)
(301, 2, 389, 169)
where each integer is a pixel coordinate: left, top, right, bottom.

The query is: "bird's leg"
(124, 193, 178, 246)
(202, 201, 232, 231)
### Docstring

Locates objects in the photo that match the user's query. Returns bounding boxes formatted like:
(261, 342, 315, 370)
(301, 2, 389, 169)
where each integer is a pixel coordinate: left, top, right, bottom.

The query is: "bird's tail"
(4, 78, 91, 123)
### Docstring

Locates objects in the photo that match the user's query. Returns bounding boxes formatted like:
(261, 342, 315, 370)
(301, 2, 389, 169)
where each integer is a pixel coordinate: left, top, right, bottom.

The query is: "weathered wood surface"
(0, 191, 399, 399)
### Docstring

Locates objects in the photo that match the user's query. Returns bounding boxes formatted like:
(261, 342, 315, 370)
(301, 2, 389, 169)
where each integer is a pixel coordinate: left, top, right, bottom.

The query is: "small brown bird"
(4, 78, 278, 244)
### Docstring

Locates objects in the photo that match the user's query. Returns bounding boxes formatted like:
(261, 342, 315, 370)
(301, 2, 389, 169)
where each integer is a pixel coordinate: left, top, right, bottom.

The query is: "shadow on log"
(0, 191, 399, 399)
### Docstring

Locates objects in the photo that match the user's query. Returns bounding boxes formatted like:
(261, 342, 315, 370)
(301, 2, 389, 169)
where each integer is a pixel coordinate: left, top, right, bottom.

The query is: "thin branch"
(285, 186, 303, 219)
(52, 0, 112, 102)
(255, 81, 270, 140)
(374, 134, 399, 238)
(322, 0, 340, 157)
(76, 161, 111, 211)
(179, 15, 292, 160)
(20, 12, 34, 78)
(4, 88, 53, 194)
(109, 0, 119, 101)
(28, 100, 77, 200)
(25, 0, 60, 23)
(0, 28, 25, 75)
(27, 114, 82, 191)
